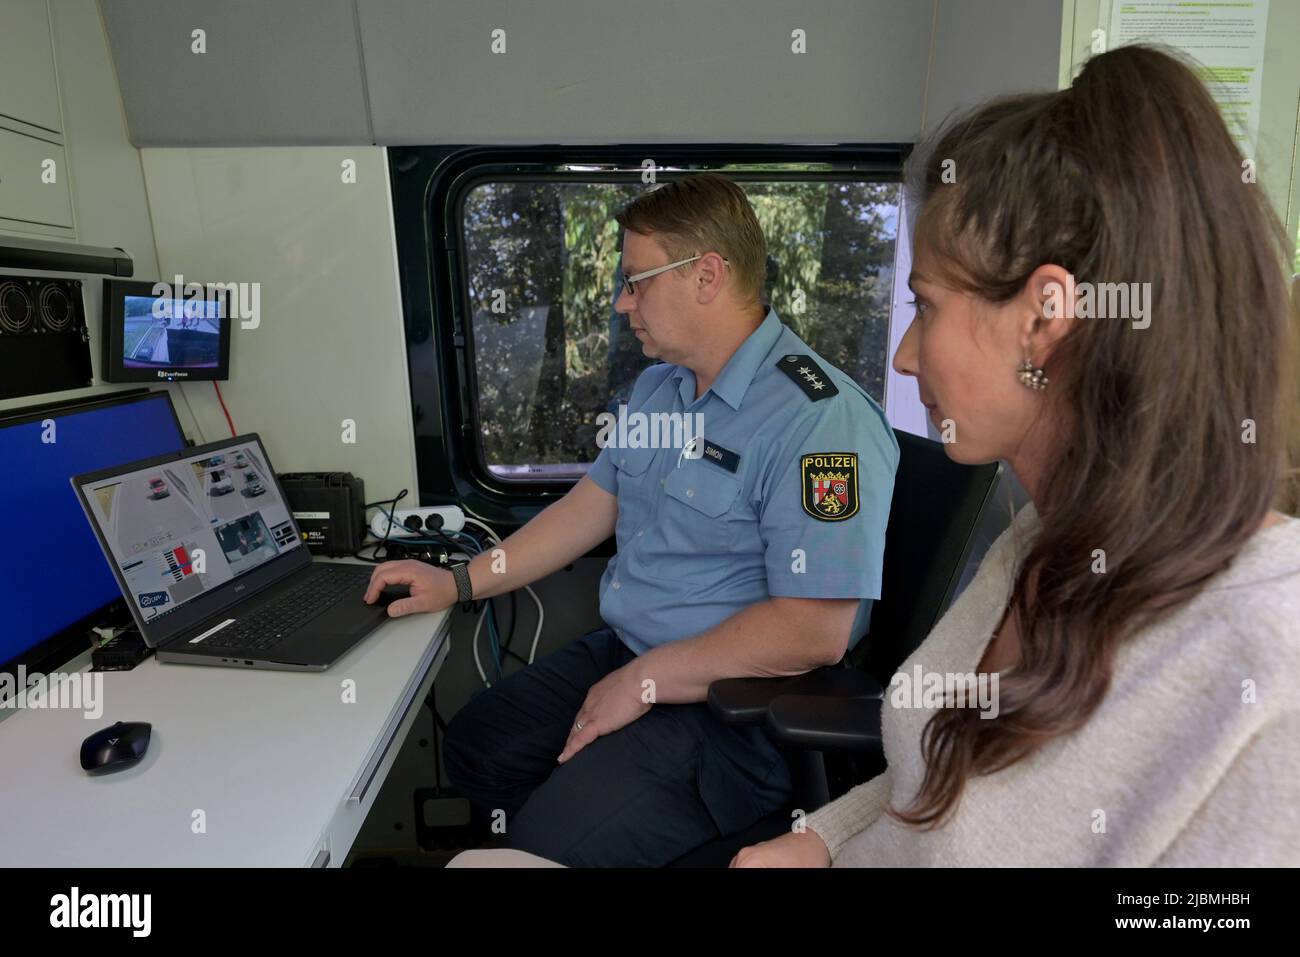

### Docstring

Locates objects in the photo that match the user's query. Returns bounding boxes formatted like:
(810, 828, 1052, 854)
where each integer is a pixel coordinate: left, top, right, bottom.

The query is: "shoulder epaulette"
(775, 354, 839, 401)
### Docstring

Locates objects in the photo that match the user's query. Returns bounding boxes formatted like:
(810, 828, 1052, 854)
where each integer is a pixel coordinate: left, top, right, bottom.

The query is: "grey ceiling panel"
(924, 0, 1063, 132)
(357, 0, 932, 145)
(100, 0, 371, 145)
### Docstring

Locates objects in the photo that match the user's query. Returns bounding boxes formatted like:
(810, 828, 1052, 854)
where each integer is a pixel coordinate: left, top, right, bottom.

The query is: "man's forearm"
(632, 597, 857, 704)
(464, 475, 617, 601)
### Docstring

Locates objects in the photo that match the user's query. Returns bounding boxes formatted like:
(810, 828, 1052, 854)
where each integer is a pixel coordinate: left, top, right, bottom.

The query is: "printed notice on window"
(1108, 0, 1269, 153)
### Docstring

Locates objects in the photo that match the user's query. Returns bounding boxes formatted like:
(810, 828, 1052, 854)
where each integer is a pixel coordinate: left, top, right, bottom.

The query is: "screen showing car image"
(78, 441, 301, 626)
(121, 293, 224, 369)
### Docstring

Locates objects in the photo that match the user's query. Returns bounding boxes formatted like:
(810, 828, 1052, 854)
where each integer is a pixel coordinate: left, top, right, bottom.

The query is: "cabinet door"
(0, 0, 62, 133)
(0, 126, 73, 228)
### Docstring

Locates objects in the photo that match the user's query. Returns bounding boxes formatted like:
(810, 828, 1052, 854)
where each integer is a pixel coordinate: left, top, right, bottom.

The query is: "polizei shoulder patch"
(776, 354, 839, 401)
(802, 452, 860, 521)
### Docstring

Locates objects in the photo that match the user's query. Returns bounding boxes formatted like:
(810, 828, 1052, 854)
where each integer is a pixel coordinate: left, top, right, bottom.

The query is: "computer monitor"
(100, 279, 231, 382)
(0, 390, 187, 682)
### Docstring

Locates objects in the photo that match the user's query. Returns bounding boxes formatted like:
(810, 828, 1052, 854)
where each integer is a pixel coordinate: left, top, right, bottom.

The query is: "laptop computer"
(72, 433, 395, 672)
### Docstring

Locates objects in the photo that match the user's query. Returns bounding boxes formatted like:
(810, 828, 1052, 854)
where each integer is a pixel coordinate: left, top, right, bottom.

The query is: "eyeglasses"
(621, 255, 729, 297)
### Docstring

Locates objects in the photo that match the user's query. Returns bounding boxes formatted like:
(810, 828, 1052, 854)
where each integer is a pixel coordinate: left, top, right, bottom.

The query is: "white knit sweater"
(806, 503, 1300, 866)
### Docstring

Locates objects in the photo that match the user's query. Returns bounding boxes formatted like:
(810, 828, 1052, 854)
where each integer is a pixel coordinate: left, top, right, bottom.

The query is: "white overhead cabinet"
(0, 0, 74, 238)
(0, 0, 63, 133)
(0, 128, 73, 230)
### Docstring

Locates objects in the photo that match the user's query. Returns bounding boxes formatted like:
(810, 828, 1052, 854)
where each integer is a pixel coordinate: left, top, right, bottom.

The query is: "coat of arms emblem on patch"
(801, 452, 860, 521)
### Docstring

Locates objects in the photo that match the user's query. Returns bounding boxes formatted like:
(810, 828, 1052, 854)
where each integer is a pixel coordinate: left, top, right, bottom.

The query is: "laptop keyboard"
(201, 564, 373, 652)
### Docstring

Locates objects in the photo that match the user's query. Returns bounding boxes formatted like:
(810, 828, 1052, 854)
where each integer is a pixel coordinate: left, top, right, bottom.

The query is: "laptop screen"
(77, 438, 303, 629)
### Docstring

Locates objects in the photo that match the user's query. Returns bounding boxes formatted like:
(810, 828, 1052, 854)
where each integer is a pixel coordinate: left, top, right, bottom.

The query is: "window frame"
(389, 144, 908, 531)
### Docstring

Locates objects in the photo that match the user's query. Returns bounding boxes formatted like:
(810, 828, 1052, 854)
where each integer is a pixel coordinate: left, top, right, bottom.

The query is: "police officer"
(366, 173, 898, 866)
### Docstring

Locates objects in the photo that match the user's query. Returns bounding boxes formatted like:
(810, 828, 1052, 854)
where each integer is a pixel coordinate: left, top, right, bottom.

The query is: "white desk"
(0, 608, 450, 867)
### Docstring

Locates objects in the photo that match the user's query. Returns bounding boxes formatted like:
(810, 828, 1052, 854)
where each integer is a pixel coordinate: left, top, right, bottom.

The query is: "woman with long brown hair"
(734, 43, 1300, 867)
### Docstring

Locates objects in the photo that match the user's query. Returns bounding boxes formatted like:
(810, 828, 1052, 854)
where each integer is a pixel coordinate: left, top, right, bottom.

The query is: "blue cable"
(486, 599, 503, 679)
(365, 516, 502, 677)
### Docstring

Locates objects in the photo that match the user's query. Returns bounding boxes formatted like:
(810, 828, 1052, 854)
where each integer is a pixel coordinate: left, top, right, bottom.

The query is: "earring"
(1016, 355, 1048, 391)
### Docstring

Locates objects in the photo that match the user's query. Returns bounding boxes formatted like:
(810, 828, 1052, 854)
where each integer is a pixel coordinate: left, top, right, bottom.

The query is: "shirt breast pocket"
(611, 445, 660, 509)
(612, 446, 656, 478)
(661, 462, 744, 554)
(665, 467, 740, 515)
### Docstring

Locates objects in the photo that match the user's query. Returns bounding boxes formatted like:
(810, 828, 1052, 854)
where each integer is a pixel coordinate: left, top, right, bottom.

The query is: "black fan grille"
(0, 281, 34, 334)
(39, 283, 74, 331)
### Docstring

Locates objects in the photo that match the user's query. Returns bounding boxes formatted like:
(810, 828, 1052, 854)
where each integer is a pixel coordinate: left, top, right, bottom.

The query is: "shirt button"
(620, 457, 626, 466)
(686, 489, 694, 497)
(659, 477, 666, 486)
(636, 529, 644, 537)
(612, 580, 621, 590)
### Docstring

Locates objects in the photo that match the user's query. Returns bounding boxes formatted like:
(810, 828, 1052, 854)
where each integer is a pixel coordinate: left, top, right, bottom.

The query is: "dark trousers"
(442, 627, 793, 867)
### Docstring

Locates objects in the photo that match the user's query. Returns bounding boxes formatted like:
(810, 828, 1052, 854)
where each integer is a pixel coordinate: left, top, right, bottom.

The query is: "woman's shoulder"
(1186, 514, 1300, 666)
(1213, 512, 1300, 589)
(1098, 515, 1300, 725)
(983, 504, 1300, 668)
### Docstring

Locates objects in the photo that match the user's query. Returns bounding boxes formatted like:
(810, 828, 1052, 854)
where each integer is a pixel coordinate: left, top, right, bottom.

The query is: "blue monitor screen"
(0, 394, 185, 668)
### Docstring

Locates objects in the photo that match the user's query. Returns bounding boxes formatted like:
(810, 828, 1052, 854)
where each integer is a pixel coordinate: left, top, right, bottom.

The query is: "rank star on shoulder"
(811, 380, 826, 390)
(797, 366, 811, 376)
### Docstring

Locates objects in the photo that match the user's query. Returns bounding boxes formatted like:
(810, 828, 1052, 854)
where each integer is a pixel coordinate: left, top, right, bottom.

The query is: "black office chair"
(668, 429, 1003, 866)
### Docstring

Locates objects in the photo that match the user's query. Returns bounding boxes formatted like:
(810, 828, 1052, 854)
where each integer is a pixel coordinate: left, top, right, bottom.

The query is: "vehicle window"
(459, 174, 901, 481)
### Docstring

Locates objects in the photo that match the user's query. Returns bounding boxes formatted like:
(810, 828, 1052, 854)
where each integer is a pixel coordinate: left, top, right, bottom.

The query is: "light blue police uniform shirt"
(587, 308, 899, 655)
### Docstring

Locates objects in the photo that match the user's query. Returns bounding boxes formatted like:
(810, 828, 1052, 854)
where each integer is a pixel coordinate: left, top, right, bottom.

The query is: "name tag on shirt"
(698, 438, 740, 473)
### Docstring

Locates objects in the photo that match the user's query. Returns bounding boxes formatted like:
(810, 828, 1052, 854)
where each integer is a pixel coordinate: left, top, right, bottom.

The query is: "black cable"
(453, 520, 516, 654)
(503, 589, 518, 650)
(363, 490, 408, 511)
(422, 528, 465, 555)
(375, 489, 408, 552)
(353, 489, 409, 563)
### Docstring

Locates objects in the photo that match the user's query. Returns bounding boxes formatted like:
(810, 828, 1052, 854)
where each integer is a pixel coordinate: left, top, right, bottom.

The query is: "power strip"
(370, 506, 466, 540)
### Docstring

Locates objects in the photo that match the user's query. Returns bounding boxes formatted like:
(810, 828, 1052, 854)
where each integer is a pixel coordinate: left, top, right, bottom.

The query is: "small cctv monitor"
(101, 278, 231, 382)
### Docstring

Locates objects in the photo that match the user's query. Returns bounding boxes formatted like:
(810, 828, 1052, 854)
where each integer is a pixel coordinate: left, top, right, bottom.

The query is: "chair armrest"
(708, 667, 884, 726)
(764, 695, 883, 752)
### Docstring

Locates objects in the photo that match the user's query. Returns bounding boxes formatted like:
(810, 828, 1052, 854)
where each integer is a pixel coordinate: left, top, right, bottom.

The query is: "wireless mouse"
(80, 721, 151, 774)
(378, 583, 412, 603)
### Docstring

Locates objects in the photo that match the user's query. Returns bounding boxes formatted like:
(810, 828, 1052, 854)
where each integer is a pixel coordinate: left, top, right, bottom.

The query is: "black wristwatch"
(449, 561, 474, 606)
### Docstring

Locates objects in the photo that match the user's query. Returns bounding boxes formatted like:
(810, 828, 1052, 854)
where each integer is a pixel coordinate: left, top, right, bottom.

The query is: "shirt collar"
(672, 308, 783, 411)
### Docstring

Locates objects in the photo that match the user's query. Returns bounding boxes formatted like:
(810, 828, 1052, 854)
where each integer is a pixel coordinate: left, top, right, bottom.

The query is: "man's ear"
(1020, 263, 1075, 359)
(694, 251, 729, 305)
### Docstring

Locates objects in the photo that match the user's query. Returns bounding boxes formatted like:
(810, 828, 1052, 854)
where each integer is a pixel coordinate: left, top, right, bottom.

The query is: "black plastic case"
(277, 472, 366, 556)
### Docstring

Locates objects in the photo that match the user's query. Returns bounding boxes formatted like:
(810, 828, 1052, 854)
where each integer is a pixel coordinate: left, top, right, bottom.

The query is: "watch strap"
(450, 561, 473, 604)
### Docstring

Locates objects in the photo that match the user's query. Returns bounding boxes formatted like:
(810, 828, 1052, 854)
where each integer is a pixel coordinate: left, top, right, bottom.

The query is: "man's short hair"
(615, 173, 767, 305)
